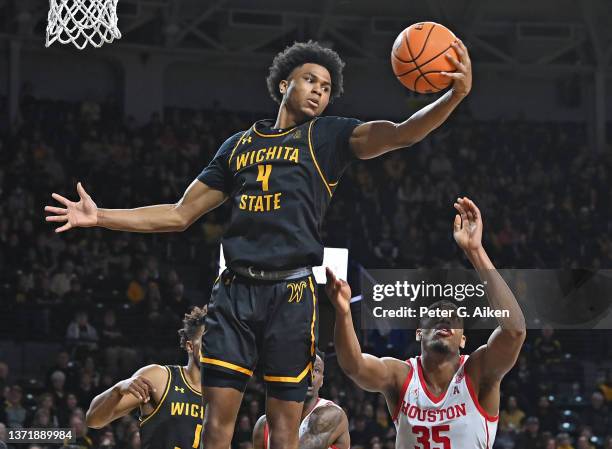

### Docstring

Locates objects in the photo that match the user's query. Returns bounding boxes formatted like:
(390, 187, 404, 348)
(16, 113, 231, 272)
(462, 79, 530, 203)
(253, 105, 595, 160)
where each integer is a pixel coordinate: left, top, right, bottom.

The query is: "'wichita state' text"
(235, 146, 300, 213)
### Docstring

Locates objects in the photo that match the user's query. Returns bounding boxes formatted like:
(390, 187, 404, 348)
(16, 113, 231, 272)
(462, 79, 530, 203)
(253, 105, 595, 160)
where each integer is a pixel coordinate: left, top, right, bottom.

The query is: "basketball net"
(46, 0, 121, 50)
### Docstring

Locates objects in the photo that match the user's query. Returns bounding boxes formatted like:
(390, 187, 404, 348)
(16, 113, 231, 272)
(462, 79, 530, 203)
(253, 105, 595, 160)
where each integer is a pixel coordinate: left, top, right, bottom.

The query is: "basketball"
(391, 22, 459, 94)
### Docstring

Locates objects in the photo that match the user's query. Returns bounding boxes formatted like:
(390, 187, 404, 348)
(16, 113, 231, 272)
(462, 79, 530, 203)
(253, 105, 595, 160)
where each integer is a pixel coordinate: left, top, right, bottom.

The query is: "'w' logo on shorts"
(287, 281, 308, 303)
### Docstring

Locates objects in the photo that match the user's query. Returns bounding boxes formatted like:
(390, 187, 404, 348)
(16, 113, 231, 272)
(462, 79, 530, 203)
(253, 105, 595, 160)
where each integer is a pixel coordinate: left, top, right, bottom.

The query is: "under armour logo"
(453, 386, 460, 395)
(287, 281, 308, 303)
(242, 136, 252, 145)
(175, 386, 185, 393)
(293, 130, 302, 139)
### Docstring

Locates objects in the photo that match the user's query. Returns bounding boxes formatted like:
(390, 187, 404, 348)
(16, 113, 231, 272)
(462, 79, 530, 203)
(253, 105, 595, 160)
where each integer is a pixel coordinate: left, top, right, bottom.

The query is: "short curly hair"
(178, 306, 207, 349)
(266, 40, 346, 104)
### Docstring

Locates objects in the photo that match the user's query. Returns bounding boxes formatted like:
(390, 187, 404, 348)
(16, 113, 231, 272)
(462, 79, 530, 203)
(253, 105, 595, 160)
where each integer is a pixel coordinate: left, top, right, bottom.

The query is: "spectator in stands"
(233, 415, 252, 447)
(247, 400, 260, 428)
(3, 385, 26, 429)
(58, 393, 79, 427)
(126, 268, 149, 305)
(536, 396, 559, 434)
(576, 435, 595, 449)
(126, 430, 140, 449)
(70, 414, 93, 449)
(544, 437, 556, 449)
(516, 416, 545, 449)
(30, 408, 52, 428)
(66, 311, 99, 358)
(49, 370, 67, 411)
(598, 369, 612, 403)
(49, 260, 76, 298)
(557, 432, 575, 449)
(533, 326, 562, 371)
(76, 372, 96, 409)
(580, 391, 609, 438)
(98, 427, 116, 448)
(99, 309, 137, 377)
(46, 351, 76, 391)
(36, 393, 59, 428)
(167, 283, 189, 320)
(350, 415, 369, 449)
(500, 395, 526, 433)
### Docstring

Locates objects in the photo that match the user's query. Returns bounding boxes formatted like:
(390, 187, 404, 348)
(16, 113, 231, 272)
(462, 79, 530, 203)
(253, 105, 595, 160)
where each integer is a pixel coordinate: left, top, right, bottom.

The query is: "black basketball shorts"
(200, 269, 318, 394)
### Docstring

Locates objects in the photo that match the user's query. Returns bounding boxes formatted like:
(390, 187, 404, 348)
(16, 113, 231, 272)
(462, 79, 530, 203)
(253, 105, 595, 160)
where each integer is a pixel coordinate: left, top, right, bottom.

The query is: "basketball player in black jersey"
(85, 307, 206, 449)
(46, 40, 472, 449)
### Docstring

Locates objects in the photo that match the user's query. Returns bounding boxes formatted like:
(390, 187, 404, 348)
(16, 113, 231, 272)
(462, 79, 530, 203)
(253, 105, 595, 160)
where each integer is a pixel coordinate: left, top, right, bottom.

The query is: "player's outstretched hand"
(115, 376, 157, 403)
(44, 182, 98, 233)
(453, 197, 483, 252)
(441, 39, 472, 98)
(325, 267, 352, 316)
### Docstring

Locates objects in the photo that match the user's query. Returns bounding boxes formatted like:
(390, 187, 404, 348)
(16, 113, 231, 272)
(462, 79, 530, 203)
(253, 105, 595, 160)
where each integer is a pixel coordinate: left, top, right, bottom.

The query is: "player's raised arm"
(44, 179, 226, 234)
(85, 364, 167, 429)
(348, 40, 472, 160)
(326, 268, 407, 395)
(454, 197, 526, 381)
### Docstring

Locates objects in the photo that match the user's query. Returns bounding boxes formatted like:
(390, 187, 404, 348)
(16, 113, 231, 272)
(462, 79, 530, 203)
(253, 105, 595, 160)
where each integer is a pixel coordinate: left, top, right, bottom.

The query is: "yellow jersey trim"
(307, 119, 333, 197)
(200, 356, 254, 377)
(263, 362, 313, 383)
(228, 129, 252, 168)
(263, 276, 317, 384)
(139, 365, 172, 426)
(308, 276, 317, 356)
(179, 366, 202, 396)
(252, 122, 299, 137)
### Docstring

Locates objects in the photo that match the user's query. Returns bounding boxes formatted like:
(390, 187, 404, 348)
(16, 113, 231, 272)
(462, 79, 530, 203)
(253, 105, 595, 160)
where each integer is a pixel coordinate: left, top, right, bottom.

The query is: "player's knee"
(202, 413, 233, 440)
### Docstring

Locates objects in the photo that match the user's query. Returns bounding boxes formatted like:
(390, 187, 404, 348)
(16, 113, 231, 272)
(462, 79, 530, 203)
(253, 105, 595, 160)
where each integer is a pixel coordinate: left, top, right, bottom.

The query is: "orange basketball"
(391, 22, 459, 94)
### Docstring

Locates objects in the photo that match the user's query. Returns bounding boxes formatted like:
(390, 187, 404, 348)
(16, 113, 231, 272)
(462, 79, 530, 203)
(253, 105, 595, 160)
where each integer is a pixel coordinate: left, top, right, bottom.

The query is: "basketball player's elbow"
(171, 206, 194, 232)
(392, 123, 421, 150)
(85, 409, 104, 429)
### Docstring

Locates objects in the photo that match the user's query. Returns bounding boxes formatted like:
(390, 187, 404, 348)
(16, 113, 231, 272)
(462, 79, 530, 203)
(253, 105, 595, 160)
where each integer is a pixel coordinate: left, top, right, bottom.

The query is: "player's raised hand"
(325, 267, 352, 315)
(115, 375, 157, 403)
(45, 182, 98, 233)
(453, 197, 483, 252)
(441, 39, 472, 98)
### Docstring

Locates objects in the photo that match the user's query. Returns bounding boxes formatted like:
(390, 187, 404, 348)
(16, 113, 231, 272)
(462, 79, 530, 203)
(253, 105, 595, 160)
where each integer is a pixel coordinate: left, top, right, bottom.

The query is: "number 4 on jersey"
(412, 425, 451, 449)
(257, 165, 272, 191)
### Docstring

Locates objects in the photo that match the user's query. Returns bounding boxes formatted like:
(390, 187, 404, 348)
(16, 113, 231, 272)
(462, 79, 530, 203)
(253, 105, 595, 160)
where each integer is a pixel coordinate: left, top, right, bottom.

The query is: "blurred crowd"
(0, 93, 611, 449)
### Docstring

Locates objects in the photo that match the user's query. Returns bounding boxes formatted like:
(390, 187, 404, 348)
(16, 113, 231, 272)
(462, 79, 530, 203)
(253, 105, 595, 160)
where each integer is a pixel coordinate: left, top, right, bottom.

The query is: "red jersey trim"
(392, 362, 413, 422)
(263, 422, 269, 449)
(416, 355, 467, 404)
(465, 372, 499, 422)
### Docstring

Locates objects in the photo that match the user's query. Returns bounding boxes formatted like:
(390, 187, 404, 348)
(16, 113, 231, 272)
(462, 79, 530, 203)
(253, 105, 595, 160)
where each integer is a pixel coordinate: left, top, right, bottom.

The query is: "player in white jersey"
(253, 353, 349, 449)
(326, 197, 526, 449)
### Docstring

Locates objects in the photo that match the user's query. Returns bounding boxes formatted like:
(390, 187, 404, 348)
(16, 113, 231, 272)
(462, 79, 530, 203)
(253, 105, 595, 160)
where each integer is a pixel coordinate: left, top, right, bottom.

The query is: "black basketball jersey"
(139, 365, 203, 449)
(198, 116, 362, 270)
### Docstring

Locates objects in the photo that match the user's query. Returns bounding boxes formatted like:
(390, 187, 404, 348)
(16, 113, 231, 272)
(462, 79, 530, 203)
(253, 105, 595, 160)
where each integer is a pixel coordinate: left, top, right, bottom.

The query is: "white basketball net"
(46, 0, 121, 50)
